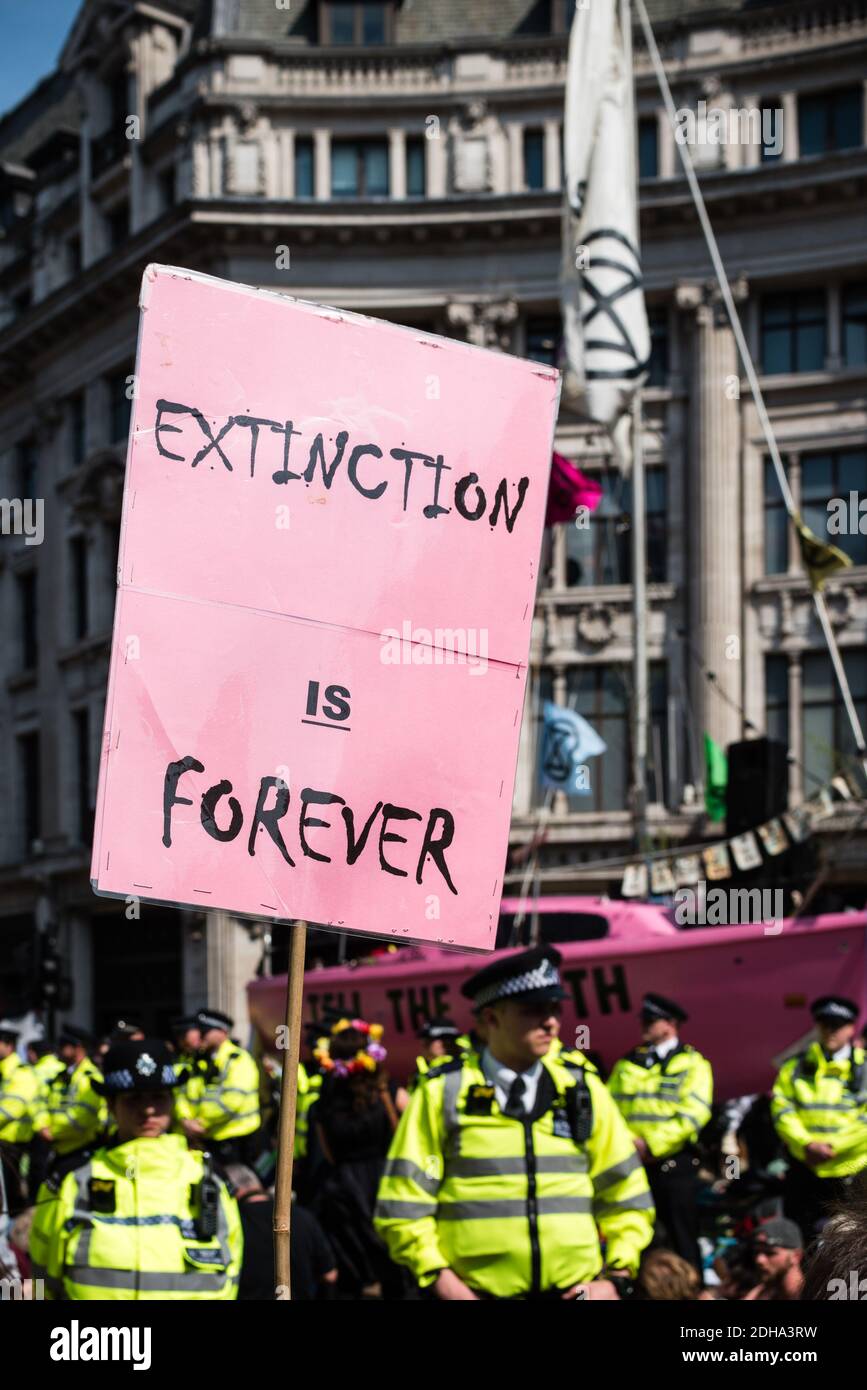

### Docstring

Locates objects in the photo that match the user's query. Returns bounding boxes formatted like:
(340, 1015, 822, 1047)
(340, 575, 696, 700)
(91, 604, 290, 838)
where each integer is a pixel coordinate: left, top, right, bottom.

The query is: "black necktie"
(504, 1076, 526, 1117)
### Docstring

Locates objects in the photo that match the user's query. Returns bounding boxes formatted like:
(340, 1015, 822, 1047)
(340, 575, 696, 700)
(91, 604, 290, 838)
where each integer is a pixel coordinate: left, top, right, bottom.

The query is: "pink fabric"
(545, 451, 603, 526)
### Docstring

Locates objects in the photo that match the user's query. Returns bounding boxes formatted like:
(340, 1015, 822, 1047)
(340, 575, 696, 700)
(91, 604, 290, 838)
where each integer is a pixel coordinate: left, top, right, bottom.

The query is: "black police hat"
(194, 1007, 234, 1032)
(94, 1039, 183, 1096)
(461, 946, 567, 1012)
(811, 995, 859, 1025)
(640, 992, 688, 1025)
(108, 1019, 145, 1043)
(58, 1023, 95, 1048)
(170, 1014, 201, 1035)
(417, 1018, 461, 1042)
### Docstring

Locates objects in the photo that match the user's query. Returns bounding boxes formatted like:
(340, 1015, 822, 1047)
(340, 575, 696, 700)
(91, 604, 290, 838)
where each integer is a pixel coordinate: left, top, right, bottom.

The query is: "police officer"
(608, 993, 713, 1274)
(0, 1019, 37, 1149)
(375, 946, 653, 1300)
(407, 1019, 467, 1094)
(177, 1008, 261, 1164)
(33, 1024, 106, 1164)
(772, 995, 867, 1237)
(30, 1038, 242, 1301)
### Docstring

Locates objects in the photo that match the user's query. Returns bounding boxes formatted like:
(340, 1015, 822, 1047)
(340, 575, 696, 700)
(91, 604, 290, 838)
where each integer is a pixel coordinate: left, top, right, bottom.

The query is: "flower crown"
(313, 1017, 387, 1076)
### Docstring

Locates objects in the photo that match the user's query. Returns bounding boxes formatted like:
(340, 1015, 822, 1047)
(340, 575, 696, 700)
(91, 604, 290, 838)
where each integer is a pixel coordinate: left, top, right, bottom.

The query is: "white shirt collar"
(653, 1035, 679, 1059)
(481, 1047, 543, 1115)
(831, 1044, 851, 1063)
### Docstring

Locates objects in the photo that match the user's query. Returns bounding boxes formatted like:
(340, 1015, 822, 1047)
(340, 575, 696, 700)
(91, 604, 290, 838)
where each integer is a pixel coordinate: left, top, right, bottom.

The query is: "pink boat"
(247, 897, 867, 1100)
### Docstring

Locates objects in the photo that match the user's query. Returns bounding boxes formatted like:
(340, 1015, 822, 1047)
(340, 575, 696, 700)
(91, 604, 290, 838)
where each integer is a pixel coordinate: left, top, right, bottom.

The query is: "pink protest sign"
(91, 266, 560, 951)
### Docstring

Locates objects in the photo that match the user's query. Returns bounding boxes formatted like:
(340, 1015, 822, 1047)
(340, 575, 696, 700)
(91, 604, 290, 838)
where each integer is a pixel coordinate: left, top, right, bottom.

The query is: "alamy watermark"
(827, 493, 866, 535)
(380, 621, 488, 675)
(0, 497, 43, 545)
(674, 101, 783, 158)
(674, 883, 784, 933)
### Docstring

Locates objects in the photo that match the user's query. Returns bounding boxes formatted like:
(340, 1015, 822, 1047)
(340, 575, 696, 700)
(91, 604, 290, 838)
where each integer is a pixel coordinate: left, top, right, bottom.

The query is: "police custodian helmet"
(461, 945, 568, 1012)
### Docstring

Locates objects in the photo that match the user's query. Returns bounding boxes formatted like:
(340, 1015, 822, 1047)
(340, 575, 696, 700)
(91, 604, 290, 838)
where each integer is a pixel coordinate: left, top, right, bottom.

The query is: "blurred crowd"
(1, 951, 866, 1301)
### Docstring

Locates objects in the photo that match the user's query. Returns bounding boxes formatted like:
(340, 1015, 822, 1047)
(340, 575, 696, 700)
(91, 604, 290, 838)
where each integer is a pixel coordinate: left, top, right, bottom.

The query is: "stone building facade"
(0, 0, 865, 1033)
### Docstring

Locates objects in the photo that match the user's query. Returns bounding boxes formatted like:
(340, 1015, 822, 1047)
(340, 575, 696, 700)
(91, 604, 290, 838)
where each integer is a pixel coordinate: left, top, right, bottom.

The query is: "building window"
(70, 393, 86, 467)
(406, 137, 425, 197)
(321, 2, 391, 44)
(107, 202, 130, 250)
(765, 654, 789, 752)
(802, 649, 867, 787)
(565, 467, 667, 586)
(798, 87, 863, 157)
(73, 707, 93, 843)
(760, 290, 826, 374)
(67, 235, 82, 275)
(801, 449, 867, 568)
(647, 306, 669, 386)
(523, 128, 545, 190)
(294, 137, 314, 197)
(843, 282, 867, 367)
(16, 439, 37, 501)
(70, 535, 89, 640)
(331, 139, 389, 197)
(17, 571, 37, 670)
(638, 117, 658, 178)
(108, 368, 133, 443)
(158, 166, 175, 210)
(764, 458, 789, 575)
(550, 0, 578, 33)
(526, 315, 560, 367)
(18, 732, 41, 853)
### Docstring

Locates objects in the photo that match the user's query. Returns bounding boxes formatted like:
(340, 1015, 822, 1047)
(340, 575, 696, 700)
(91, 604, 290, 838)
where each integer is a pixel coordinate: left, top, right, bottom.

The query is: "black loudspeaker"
(725, 737, 789, 836)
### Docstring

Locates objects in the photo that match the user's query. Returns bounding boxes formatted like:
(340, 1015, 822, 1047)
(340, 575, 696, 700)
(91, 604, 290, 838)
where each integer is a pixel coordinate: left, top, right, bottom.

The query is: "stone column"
(314, 128, 331, 199)
(507, 122, 523, 192)
(426, 125, 447, 197)
(678, 281, 745, 751)
(206, 910, 260, 1036)
(544, 119, 561, 190)
(786, 452, 801, 572)
(781, 92, 798, 162)
(389, 128, 406, 198)
(788, 652, 803, 803)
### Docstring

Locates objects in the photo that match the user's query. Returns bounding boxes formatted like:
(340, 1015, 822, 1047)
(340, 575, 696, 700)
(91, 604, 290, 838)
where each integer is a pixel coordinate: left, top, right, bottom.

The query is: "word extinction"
(153, 400, 530, 533)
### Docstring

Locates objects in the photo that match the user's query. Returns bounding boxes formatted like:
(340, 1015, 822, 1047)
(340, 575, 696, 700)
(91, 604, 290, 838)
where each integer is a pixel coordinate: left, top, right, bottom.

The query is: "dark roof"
(0, 71, 80, 163)
(209, 0, 785, 43)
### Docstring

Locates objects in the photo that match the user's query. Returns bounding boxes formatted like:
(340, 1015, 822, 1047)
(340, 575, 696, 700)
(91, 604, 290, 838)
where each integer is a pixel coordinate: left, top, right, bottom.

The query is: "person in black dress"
(305, 1019, 409, 1299)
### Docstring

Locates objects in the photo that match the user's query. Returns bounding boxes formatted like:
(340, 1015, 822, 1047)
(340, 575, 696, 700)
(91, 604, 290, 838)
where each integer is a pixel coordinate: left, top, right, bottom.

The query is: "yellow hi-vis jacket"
(189, 1038, 260, 1143)
(30, 1133, 242, 1300)
(607, 1042, 713, 1159)
(374, 1048, 654, 1297)
(33, 1056, 107, 1156)
(0, 1051, 38, 1144)
(294, 1065, 322, 1160)
(771, 1042, 867, 1178)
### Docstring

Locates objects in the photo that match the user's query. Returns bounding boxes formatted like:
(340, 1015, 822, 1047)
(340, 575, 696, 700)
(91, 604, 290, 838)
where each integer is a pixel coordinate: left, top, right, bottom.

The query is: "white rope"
(633, 0, 866, 765)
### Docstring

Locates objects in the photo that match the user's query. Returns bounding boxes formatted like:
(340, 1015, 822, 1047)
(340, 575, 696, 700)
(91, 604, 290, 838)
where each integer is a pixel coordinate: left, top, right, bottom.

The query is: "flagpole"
(622, 0, 650, 853)
(633, 0, 867, 780)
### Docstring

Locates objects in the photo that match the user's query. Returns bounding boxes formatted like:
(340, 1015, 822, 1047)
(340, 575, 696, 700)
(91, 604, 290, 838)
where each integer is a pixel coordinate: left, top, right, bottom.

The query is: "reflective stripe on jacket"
(374, 1048, 653, 1298)
(30, 1133, 242, 1301)
(194, 1039, 260, 1143)
(772, 1042, 867, 1178)
(0, 1052, 38, 1144)
(37, 1057, 107, 1155)
(607, 1043, 713, 1159)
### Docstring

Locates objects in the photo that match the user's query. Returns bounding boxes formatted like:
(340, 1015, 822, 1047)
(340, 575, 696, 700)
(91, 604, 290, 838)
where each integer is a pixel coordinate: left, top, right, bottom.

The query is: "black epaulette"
(419, 1055, 464, 1081)
(45, 1145, 96, 1191)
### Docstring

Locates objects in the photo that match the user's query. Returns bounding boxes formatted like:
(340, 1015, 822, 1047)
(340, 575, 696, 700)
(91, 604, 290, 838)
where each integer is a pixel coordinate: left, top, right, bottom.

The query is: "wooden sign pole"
(273, 920, 307, 1298)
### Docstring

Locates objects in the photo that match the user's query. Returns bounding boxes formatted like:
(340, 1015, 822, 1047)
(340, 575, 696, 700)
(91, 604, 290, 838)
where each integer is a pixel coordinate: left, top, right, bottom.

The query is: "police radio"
(195, 1153, 220, 1239)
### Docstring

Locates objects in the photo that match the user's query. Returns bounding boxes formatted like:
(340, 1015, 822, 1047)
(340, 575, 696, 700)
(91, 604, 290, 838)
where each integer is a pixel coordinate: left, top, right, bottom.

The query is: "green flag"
(704, 733, 728, 822)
